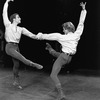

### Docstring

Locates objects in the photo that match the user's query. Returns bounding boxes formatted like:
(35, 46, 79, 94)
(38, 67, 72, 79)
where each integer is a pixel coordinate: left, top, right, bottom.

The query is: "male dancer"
(37, 2, 87, 100)
(2, 0, 43, 89)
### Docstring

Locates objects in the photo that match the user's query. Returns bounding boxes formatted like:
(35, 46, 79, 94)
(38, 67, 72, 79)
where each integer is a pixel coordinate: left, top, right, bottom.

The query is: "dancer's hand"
(80, 2, 86, 10)
(7, 0, 14, 2)
(36, 32, 43, 40)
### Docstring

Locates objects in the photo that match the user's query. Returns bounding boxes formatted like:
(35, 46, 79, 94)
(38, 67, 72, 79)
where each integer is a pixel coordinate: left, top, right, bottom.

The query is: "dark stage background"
(0, 0, 99, 72)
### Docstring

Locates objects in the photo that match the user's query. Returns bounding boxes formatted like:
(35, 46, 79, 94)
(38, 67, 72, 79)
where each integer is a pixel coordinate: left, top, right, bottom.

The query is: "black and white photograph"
(0, 0, 99, 100)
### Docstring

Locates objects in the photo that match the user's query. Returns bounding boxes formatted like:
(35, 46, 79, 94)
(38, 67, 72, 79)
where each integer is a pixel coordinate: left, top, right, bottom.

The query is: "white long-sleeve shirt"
(37, 10, 87, 54)
(3, 1, 35, 43)
(5, 24, 36, 43)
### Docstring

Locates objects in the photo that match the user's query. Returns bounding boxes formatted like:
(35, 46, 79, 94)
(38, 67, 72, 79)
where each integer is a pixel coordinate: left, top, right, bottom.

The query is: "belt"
(63, 52, 73, 56)
(8, 42, 18, 45)
(65, 53, 71, 56)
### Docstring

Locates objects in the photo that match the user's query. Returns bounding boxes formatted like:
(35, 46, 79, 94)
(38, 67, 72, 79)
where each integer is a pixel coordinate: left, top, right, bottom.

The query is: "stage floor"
(0, 67, 100, 100)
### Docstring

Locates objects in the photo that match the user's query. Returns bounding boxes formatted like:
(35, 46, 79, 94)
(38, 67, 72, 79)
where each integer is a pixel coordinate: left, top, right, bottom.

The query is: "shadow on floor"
(0, 66, 100, 100)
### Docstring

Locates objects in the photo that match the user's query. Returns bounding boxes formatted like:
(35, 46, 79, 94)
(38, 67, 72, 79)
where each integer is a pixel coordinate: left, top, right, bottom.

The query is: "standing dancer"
(37, 2, 87, 100)
(2, 0, 43, 89)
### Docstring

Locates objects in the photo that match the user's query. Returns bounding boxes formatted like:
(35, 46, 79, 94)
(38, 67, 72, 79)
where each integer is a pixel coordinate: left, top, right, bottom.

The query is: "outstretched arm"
(36, 32, 62, 41)
(75, 2, 87, 35)
(2, 0, 13, 26)
(22, 27, 37, 39)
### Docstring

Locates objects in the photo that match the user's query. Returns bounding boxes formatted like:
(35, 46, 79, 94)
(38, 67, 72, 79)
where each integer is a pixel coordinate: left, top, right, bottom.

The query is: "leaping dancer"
(2, 0, 43, 89)
(36, 2, 87, 100)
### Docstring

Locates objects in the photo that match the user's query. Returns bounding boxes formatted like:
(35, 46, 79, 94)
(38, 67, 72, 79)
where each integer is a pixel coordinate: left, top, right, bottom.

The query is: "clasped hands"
(35, 32, 43, 40)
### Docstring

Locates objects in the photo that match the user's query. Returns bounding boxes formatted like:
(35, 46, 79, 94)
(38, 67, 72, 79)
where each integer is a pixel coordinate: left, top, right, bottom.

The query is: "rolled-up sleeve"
(75, 10, 87, 35)
(2, 2, 11, 27)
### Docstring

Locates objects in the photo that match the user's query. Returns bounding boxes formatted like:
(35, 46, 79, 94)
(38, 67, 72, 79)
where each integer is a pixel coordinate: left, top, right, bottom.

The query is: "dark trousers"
(5, 43, 33, 78)
(49, 49, 72, 86)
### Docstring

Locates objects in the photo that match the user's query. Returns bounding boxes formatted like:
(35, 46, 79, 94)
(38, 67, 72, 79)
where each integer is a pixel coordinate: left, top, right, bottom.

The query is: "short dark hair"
(62, 22, 75, 33)
(10, 13, 19, 23)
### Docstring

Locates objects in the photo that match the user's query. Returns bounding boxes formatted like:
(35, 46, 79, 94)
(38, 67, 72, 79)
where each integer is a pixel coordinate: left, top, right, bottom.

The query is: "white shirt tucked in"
(37, 10, 87, 55)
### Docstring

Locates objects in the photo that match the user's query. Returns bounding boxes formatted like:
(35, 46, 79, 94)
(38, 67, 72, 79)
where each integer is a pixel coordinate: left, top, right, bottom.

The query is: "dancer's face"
(63, 28, 69, 35)
(14, 15, 21, 24)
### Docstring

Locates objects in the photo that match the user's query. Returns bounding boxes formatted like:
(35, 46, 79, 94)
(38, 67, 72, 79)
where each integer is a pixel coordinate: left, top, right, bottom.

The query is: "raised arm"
(2, 0, 13, 26)
(75, 2, 87, 35)
(22, 27, 37, 39)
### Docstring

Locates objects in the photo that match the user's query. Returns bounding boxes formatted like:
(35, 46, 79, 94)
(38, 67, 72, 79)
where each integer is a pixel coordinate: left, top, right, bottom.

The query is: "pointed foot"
(45, 43, 52, 50)
(31, 63, 43, 69)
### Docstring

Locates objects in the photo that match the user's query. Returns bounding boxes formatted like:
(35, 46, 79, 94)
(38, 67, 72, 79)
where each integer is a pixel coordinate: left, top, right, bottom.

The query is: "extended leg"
(45, 43, 60, 58)
(5, 44, 43, 69)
